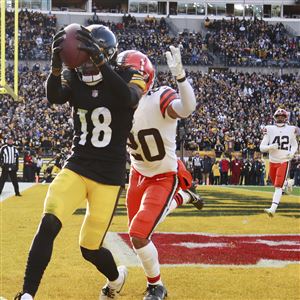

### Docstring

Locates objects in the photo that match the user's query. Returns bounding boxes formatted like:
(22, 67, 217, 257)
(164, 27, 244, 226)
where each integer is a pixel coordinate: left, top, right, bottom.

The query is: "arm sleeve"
(260, 134, 270, 152)
(46, 73, 72, 105)
(0, 147, 3, 165)
(16, 149, 19, 169)
(290, 135, 298, 155)
(99, 63, 141, 107)
(170, 79, 196, 118)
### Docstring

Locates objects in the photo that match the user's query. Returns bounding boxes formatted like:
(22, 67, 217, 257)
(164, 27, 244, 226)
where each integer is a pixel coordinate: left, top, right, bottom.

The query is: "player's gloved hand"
(165, 45, 186, 81)
(76, 26, 106, 68)
(268, 143, 278, 151)
(286, 153, 294, 160)
(51, 30, 65, 76)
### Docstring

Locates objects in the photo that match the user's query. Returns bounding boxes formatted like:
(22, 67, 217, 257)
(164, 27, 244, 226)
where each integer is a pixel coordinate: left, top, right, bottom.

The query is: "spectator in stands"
(34, 155, 43, 182)
(294, 159, 300, 186)
(23, 151, 34, 182)
(192, 152, 203, 184)
(220, 156, 230, 185)
(214, 138, 224, 158)
(212, 160, 220, 185)
(202, 155, 212, 185)
(259, 158, 266, 186)
(230, 156, 243, 185)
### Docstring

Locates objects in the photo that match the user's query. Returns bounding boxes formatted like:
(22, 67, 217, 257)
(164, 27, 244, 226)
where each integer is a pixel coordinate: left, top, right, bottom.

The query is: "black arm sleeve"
(0, 148, 3, 166)
(16, 151, 19, 170)
(99, 63, 141, 107)
(46, 73, 72, 105)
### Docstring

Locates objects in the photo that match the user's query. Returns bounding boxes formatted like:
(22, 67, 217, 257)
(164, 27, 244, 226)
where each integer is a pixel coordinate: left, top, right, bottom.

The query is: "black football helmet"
(77, 24, 118, 86)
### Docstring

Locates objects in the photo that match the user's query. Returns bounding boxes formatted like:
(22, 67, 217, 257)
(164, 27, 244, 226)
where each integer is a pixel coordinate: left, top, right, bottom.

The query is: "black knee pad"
(39, 213, 62, 239)
(80, 247, 110, 263)
(80, 246, 95, 262)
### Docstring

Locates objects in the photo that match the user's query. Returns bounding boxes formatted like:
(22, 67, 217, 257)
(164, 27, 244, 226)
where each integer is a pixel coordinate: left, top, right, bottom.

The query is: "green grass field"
(1, 184, 300, 300)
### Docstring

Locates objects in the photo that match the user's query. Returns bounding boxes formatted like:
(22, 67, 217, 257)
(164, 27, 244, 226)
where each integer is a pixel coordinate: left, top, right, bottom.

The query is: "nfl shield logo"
(92, 90, 98, 98)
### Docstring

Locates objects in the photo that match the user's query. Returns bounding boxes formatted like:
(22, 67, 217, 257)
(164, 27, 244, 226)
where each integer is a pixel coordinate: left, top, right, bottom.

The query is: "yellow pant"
(44, 168, 121, 249)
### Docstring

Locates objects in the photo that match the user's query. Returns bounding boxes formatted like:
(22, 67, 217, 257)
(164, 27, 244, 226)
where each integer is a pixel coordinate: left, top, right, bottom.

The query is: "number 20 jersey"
(262, 124, 298, 163)
(128, 86, 179, 177)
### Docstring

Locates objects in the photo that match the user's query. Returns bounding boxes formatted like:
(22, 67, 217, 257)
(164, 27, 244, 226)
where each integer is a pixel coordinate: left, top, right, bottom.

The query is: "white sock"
(166, 190, 190, 217)
(135, 242, 162, 286)
(270, 188, 282, 212)
(21, 293, 33, 300)
(108, 268, 124, 289)
(177, 190, 191, 205)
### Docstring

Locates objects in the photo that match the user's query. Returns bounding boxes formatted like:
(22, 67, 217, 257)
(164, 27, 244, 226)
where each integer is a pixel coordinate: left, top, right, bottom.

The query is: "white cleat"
(100, 265, 128, 299)
(264, 208, 275, 218)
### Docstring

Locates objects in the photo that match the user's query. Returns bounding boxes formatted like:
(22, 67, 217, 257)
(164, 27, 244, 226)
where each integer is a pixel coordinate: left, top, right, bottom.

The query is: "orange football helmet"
(117, 50, 155, 93)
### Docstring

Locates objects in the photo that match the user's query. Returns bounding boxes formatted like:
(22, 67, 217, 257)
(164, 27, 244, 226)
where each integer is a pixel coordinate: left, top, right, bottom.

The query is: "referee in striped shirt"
(0, 136, 21, 196)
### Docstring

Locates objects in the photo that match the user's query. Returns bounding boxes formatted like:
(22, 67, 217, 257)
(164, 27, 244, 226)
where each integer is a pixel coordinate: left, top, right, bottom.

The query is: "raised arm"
(165, 46, 196, 119)
(46, 30, 71, 105)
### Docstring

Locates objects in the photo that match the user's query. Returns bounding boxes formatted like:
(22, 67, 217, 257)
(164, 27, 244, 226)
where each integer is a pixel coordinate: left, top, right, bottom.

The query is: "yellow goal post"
(0, 0, 19, 101)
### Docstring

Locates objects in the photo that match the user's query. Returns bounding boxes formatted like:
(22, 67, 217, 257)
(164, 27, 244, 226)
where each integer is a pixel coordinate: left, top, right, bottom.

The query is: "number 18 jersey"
(128, 86, 179, 177)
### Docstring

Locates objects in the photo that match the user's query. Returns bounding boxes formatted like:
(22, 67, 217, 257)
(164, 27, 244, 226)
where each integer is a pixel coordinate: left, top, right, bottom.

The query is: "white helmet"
(273, 108, 288, 126)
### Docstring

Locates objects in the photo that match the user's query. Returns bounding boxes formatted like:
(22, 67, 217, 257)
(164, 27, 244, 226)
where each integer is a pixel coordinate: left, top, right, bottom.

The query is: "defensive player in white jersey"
(260, 108, 298, 217)
(118, 47, 203, 300)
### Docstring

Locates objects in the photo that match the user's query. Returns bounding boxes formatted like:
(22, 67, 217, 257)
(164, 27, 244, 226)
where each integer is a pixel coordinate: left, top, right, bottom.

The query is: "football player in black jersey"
(15, 25, 147, 300)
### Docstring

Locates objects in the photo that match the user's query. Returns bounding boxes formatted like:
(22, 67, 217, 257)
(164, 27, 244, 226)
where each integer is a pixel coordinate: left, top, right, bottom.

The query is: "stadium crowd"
(1, 64, 299, 184)
(2, 10, 299, 185)
(5, 10, 299, 67)
(5, 9, 57, 60)
(205, 17, 300, 67)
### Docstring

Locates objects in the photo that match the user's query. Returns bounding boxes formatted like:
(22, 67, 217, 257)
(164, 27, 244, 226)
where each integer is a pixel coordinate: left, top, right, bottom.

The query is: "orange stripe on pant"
(126, 168, 178, 239)
(269, 161, 289, 188)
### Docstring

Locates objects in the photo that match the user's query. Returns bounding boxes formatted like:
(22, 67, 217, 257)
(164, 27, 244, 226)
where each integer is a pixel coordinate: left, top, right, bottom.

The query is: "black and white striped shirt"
(0, 144, 19, 165)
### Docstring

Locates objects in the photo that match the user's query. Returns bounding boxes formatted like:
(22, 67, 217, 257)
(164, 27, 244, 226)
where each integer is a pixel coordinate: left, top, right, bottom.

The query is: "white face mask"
(78, 60, 103, 86)
(81, 73, 103, 86)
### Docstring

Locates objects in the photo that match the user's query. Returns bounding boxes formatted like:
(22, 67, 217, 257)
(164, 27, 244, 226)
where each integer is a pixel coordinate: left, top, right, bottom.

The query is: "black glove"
(51, 30, 65, 76)
(76, 26, 106, 68)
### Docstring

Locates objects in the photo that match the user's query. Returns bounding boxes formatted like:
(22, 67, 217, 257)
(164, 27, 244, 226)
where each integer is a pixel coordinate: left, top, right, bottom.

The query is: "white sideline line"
(104, 232, 139, 266)
(0, 182, 36, 202)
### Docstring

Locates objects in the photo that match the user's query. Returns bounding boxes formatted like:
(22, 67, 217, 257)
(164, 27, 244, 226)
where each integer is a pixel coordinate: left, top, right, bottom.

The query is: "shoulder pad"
(159, 86, 179, 118)
(129, 70, 146, 93)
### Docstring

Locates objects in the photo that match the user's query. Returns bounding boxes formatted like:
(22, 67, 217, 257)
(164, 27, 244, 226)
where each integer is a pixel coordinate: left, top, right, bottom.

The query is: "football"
(59, 23, 89, 69)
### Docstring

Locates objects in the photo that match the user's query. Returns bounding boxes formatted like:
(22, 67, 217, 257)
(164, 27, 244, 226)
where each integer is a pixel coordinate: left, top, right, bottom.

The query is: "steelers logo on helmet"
(116, 50, 155, 93)
(273, 108, 288, 126)
(77, 25, 118, 86)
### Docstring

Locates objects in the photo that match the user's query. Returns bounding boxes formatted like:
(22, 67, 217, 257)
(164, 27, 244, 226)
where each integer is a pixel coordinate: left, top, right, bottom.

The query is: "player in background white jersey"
(260, 108, 298, 217)
(118, 47, 203, 300)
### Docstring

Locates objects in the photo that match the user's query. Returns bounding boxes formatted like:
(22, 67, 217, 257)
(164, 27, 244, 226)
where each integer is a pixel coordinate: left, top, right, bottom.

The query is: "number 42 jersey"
(128, 86, 179, 177)
(261, 124, 298, 163)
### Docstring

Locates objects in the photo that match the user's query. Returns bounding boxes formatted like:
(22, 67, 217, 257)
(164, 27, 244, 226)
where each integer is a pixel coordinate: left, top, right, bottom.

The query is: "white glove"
(268, 143, 278, 151)
(286, 153, 294, 160)
(165, 45, 185, 80)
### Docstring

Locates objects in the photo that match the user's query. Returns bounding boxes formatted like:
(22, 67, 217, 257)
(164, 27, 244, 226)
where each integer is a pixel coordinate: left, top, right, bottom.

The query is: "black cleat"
(143, 284, 167, 300)
(14, 293, 23, 300)
(185, 189, 204, 210)
(15, 193, 22, 196)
